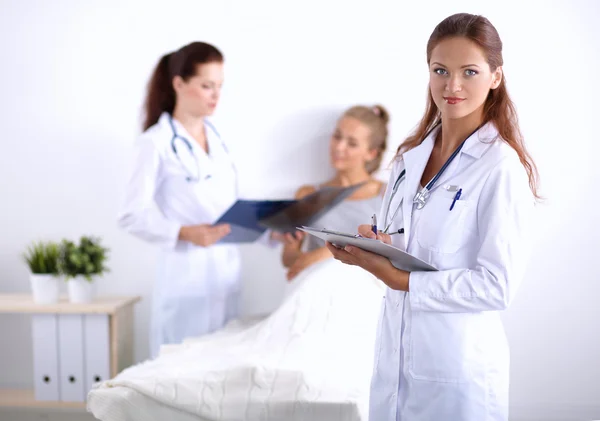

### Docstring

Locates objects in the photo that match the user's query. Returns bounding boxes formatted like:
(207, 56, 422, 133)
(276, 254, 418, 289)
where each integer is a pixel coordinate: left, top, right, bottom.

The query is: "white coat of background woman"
(118, 42, 240, 358)
(327, 13, 540, 421)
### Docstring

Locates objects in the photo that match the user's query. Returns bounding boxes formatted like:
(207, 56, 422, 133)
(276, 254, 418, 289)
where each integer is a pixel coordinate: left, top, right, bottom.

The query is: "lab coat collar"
(401, 120, 499, 168)
(158, 112, 221, 159)
(158, 111, 171, 131)
(461, 121, 500, 159)
(407, 120, 499, 160)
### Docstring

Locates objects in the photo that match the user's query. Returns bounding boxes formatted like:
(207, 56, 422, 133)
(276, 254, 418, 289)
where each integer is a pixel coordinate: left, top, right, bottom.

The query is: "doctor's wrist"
(378, 266, 410, 291)
(178, 226, 191, 242)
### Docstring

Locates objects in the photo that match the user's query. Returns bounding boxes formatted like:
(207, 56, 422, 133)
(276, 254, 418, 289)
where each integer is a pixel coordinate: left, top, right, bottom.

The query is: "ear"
(491, 66, 503, 90)
(172, 75, 185, 93)
(366, 147, 379, 162)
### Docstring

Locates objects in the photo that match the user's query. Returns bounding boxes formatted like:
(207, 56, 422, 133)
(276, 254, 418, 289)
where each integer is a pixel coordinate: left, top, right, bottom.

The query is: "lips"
(443, 97, 466, 105)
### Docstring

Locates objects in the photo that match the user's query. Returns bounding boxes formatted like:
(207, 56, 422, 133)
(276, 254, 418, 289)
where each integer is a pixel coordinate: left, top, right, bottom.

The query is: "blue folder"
(216, 199, 294, 243)
(216, 183, 364, 243)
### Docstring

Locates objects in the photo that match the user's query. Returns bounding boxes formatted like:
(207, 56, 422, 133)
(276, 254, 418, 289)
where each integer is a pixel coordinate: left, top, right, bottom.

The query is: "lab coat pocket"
(408, 311, 485, 383)
(416, 194, 472, 254)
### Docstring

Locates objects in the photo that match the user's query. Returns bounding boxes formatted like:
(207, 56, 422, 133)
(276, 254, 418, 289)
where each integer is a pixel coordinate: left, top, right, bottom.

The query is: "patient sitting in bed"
(87, 105, 391, 421)
(282, 104, 390, 281)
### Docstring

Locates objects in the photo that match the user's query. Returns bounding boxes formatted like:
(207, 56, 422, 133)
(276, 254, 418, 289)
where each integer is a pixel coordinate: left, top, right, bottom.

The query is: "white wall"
(0, 0, 598, 420)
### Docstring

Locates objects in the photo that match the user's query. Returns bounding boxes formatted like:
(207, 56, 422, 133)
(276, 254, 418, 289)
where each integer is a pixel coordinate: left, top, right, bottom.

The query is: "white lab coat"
(118, 112, 241, 358)
(369, 122, 535, 421)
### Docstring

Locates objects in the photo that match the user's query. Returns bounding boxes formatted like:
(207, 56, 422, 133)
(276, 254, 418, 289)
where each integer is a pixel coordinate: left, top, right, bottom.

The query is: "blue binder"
(216, 199, 294, 243)
(216, 183, 364, 243)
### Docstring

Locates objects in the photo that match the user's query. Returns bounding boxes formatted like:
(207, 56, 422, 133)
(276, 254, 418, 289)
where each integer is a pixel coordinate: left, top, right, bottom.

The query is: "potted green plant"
(58, 236, 109, 303)
(23, 241, 61, 304)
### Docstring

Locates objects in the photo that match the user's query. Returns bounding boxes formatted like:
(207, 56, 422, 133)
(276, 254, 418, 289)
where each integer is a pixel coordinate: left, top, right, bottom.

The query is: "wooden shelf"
(0, 389, 86, 408)
(0, 294, 141, 315)
(0, 295, 140, 409)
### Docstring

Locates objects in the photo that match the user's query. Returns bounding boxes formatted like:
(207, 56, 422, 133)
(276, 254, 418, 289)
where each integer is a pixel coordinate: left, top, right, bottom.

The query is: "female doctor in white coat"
(327, 13, 540, 421)
(118, 42, 240, 358)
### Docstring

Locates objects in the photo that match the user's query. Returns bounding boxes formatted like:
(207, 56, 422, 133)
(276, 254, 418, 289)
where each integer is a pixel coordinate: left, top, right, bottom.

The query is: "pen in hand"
(371, 214, 378, 235)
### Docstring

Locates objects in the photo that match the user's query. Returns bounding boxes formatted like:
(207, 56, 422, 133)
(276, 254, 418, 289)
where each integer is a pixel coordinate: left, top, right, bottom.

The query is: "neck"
(438, 106, 485, 157)
(333, 167, 372, 187)
(172, 106, 205, 139)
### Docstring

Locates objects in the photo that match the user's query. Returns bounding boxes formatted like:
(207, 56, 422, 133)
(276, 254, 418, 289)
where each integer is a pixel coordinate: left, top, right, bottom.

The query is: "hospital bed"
(87, 260, 385, 421)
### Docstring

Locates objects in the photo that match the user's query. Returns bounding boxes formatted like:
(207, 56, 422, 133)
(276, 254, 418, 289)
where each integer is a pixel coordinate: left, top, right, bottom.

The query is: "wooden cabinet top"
(0, 294, 141, 314)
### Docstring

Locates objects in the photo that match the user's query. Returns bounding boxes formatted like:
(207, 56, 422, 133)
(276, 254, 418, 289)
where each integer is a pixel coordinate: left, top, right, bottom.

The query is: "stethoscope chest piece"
(413, 188, 430, 210)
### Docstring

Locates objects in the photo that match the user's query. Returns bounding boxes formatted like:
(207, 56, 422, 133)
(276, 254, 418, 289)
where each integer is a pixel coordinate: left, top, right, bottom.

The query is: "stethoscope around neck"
(168, 115, 202, 182)
(167, 114, 236, 186)
(381, 121, 481, 234)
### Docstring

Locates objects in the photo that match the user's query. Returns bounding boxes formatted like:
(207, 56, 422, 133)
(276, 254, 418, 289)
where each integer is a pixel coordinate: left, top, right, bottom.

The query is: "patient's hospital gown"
(305, 185, 384, 251)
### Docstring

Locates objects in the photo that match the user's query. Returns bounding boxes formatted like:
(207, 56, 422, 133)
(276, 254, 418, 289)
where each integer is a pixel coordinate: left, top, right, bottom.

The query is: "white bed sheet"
(88, 386, 210, 421)
(88, 259, 385, 421)
(89, 319, 268, 421)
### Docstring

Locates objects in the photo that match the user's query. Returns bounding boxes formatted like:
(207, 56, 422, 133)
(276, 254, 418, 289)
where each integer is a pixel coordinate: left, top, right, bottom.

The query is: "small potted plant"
(23, 241, 61, 304)
(58, 236, 109, 303)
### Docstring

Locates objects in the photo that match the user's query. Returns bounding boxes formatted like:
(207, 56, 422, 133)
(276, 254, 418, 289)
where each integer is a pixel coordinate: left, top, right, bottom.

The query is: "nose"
(445, 73, 462, 94)
(334, 140, 347, 152)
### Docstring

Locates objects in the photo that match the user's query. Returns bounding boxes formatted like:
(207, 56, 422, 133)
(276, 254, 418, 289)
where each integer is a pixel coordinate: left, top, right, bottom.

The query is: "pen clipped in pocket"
(449, 188, 463, 211)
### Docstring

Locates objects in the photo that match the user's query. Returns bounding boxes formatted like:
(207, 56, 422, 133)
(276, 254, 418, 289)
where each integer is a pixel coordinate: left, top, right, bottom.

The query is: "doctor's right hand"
(178, 224, 231, 247)
(357, 225, 392, 245)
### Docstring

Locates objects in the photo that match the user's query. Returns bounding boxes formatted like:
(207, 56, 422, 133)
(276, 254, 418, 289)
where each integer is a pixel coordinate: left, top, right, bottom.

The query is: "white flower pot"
(30, 274, 61, 304)
(67, 276, 97, 303)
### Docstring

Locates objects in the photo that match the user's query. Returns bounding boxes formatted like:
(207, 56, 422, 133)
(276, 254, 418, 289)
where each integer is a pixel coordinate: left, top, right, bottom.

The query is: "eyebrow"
(431, 62, 481, 68)
(337, 131, 357, 143)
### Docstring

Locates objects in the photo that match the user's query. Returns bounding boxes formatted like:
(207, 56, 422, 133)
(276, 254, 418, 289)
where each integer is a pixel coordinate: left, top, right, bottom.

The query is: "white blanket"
(88, 259, 385, 421)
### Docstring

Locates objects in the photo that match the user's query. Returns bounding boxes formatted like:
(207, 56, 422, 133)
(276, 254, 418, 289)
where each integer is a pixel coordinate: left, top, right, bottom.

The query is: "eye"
(465, 69, 478, 76)
(333, 132, 342, 140)
(434, 68, 448, 76)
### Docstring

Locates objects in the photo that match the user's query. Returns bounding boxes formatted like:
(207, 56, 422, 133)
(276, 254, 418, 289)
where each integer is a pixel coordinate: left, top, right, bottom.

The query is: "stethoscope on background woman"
(382, 122, 482, 234)
(167, 115, 237, 184)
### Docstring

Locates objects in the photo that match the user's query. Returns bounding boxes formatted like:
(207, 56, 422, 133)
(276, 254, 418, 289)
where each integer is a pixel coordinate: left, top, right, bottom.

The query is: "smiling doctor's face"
(428, 36, 502, 120)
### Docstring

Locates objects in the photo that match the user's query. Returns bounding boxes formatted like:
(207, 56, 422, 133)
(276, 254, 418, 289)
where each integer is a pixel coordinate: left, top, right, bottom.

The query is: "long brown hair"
(396, 13, 540, 199)
(143, 42, 223, 131)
